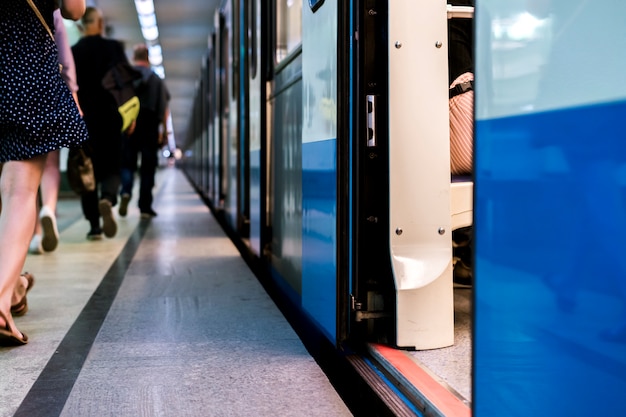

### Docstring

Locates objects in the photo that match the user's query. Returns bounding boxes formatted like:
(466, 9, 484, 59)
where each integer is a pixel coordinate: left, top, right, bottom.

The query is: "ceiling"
(91, 0, 222, 149)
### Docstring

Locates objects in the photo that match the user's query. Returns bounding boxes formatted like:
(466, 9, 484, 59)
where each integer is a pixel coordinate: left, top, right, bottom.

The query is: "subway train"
(181, 1, 626, 416)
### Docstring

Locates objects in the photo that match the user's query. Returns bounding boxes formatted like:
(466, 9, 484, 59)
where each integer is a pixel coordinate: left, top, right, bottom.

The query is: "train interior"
(366, 1, 474, 407)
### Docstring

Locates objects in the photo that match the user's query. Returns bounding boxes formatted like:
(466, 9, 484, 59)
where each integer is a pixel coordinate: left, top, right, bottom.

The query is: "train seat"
(451, 175, 473, 230)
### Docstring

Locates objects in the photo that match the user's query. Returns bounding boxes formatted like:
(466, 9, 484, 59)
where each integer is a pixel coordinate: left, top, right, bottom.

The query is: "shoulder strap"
(25, 0, 55, 42)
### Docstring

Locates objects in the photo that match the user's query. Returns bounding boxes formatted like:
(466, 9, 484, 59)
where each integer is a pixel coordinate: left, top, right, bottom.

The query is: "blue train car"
(475, 0, 626, 415)
(182, 0, 626, 415)
(187, 0, 461, 349)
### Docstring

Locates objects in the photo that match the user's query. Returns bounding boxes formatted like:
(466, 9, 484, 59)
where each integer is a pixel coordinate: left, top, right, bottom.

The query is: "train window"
(231, 1, 240, 100)
(275, 0, 302, 63)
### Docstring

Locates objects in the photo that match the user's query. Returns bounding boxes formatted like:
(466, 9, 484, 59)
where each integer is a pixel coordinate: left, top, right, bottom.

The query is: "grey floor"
(408, 286, 472, 402)
(0, 167, 352, 417)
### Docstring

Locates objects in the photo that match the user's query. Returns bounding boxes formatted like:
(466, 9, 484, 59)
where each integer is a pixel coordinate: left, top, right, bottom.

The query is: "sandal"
(0, 313, 28, 346)
(11, 272, 35, 317)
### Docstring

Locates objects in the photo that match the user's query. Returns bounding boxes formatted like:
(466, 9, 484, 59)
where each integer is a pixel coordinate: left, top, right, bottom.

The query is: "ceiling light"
(134, 0, 154, 15)
(141, 25, 159, 41)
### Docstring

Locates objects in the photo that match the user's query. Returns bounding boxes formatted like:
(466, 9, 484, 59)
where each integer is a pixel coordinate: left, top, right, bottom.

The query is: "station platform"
(0, 167, 353, 417)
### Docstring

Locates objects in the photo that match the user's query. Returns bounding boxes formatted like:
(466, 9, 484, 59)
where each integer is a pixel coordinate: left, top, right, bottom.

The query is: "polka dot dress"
(0, 0, 88, 163)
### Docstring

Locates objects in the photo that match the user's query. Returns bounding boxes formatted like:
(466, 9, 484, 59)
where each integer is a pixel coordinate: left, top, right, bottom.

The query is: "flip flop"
(11, 272, 35, 317)
(0, 321, 28, 346)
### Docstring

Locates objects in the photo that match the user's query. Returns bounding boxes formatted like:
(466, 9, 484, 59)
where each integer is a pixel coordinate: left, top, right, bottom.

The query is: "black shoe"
(98, 199, 117, 238)
(140, 209, 157, 219)
(119, 193, 131, 217)
(453, 227, 473, 287)
(87, 227, 103, 241)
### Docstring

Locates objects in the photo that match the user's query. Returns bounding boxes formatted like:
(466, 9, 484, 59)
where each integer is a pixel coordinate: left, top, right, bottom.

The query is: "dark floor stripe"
(13, 220, 150, 417)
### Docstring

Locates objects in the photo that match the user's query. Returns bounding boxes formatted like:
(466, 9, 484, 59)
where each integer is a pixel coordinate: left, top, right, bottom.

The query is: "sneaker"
(140, 209, 157, 219)
(39, 205, 59, 252)
(98, 199, 117, 238)
(119, 193, 131, 217)
(29, 235, 44, 255)
(87, 227, 103, 241)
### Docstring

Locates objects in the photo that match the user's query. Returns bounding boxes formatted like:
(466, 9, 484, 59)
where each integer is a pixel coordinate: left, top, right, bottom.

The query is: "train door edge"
(347, 0, 396, 347)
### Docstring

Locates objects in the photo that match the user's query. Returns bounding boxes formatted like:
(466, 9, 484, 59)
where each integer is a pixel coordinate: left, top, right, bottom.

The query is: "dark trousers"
(80, 132, 122, 227)
(120, 141, 158, 212)
(81, 174, 120, 227)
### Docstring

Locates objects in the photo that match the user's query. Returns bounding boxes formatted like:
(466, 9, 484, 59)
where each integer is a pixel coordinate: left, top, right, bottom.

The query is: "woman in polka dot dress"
(0, 0, 87, 346)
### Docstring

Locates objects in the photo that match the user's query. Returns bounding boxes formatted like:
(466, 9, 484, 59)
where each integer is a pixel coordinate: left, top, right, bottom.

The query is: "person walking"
(30, 9, 83, 254)
(118, 44, 171, 219)
(0, 0, 88, 346)
(448, 0, 475, 286)
(71, 6, 129, 239)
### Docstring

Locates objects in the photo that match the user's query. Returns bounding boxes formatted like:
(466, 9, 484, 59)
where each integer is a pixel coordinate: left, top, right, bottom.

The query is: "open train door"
(243, 0, 265, 256)
(214, 0, 250, 237)
(350, 0, 454, 350)
(213, 8, 230, 212)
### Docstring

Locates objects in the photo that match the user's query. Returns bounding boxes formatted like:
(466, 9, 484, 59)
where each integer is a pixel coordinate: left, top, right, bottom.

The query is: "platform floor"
(0, 167, 352, 417)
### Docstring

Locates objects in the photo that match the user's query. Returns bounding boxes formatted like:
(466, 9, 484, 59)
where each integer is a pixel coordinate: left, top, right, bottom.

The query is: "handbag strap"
(25, 0, 55, 42)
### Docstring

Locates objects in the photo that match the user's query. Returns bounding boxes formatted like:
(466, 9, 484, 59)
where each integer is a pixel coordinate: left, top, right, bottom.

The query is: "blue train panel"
(474, 1, 626, 415)
(302, 139, 337, 342)
(300, 1, 339, 342)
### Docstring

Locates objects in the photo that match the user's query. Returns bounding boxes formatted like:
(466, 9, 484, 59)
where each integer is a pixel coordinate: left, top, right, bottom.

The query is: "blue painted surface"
(348, 0, 354, 302)
(475, 100, 626, 415)
(301, 138, 337, 342)
(475, 2, 626, 414)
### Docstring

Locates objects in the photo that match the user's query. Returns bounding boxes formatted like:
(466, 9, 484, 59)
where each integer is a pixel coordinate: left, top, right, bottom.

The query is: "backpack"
(101, 62, 142, 132)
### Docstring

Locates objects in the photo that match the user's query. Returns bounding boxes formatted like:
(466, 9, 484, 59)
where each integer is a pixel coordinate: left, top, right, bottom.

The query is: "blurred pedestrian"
(448, 0, 474, 176)
(72, 6, 128, 239)
(30, 9, 83, 254)
(448, 0, 474, 286)
(119, 44, 170, 219)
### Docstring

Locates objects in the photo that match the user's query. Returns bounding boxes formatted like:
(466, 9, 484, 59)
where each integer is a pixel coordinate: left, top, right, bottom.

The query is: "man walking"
(72, 7, 130, 239)
(119, 44, 170, 219)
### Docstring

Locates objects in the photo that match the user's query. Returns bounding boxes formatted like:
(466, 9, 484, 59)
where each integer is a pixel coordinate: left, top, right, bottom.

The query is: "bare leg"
(31, 191, 44, 254)
(38, 150, 61, 251)
(0, 155, 46, 341)
(10, 275, 28, 306)
(34, 149, 61, 237)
